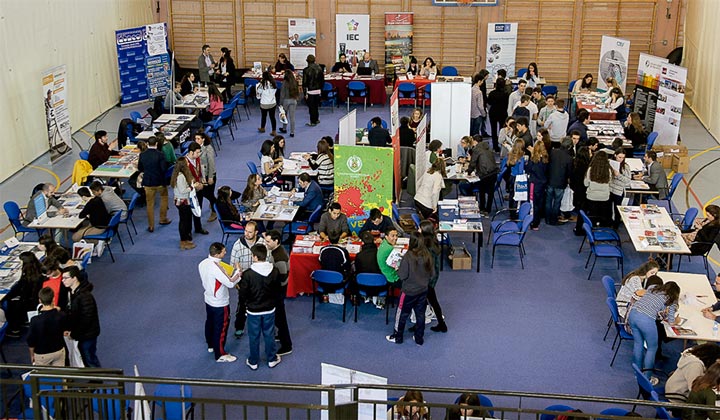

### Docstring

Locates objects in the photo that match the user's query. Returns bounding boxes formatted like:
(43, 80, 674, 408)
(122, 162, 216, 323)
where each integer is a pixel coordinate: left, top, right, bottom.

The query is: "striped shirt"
(309, 153, 334, 186)
(631, 286, 677, 323)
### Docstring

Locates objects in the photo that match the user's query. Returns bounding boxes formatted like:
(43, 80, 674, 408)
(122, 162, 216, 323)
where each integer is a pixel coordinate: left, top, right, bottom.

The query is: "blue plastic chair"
(583, 223, 623, 280)
(670, 207, 698, 231)
(153, 384, 194, 420)
(568, 79, 577, 94)
(599, 408, 630, 420)
(411, 213, 422, 230)
(130, 111, 146, 130)
(82, 211, 124, 262)
(366, 119, 388, 130)
(422, 83, 432, 112)
(119, 192, 140, 244)
(398, 82, 417, 107)
(311, 270, 347, 322)
(230, 90, 250, 120)
(81, 251, 92, 270)
(354, 273, 389, 324)
(204, 117, 224, 151)
(246, 161, 258, 175)
(517, 68, 528, 79)
(633, 363, 666, 400)
(646, 131, 659, 149)
(79, 150, 90, 161)
(542, 85, 558, 96)
(347, 81, 368, 112)
(3, 201, 44, 240)
(578, 210, 621, 253)
(453, 394, 495, 417)
(650, 391, 678, 420)
(22, 377, 64, 419)
(213, 204, 244, 246)
(92, 388, 125, 420)
(282, 205, 323, 242)
(321, 82, 338, 111)
(539, 404, 576, 420)
(601, 275, 618, 341)
(488, 202, 532, 244)
(606, 297, 633, 366)
(491, 216, 532, 269)
(649, 173, 683, 213)
(441, 66, 458, 76)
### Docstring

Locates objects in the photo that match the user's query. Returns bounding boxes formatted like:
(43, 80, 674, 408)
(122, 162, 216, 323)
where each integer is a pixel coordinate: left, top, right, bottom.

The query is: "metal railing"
(2, 364, 719, 420)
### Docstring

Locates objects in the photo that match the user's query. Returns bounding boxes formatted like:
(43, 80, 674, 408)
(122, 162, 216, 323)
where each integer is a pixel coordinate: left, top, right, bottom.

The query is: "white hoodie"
(665, 349, 704, 403)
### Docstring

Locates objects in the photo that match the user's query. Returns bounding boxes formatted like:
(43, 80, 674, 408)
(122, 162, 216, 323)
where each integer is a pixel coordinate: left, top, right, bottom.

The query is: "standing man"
(230, 221, 265, 339)
(137, 136, 171, 232)
(87, 130, 119, 169)
(263, 230, 292, 356)
(545, 137, 574, 225)
(507, 79, 527, 116)
(545, 98, 568, 145)
(357, 52, 380, 74)
(302, 54, 323, 127)
(197, 44, 216, 84)
(27, 287, 67, 367)
(199, 242, 241, 363)
(61, 266, 101, 367)
(238, 244, 282, 370)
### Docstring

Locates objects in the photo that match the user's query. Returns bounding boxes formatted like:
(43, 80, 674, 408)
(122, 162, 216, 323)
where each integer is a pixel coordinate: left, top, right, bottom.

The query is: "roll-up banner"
(336, 14, 370, 68)
(632, 53, 668, 132)
(597, 35, 630, 93)
(653, 64, 687, 146)
(384, 13, 413, 73)
(42, 65, 72, 162)
(486, 23, 518, 80)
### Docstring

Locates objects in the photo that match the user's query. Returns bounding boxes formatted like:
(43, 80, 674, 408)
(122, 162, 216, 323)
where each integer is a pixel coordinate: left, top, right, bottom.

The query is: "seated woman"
(525, 62, 540, 88)
(667, 343, 720, 403)
(272, 135, 285, 163)
(201, 84, 224, 123)
(604, 87, 627, 121)
(259, 139, 283, 185)
(572, 73, 594, 94)
(215, 186, 243, 228)
(683, 362, 720, 420)
(274, 53, 295, 73)
(599, 76, 621, 98)
(623, 112, 648, 153)
(304, 139, 334, 189)
(240, 174, 267, 210)
(446, 393, 490, 420)
(180, 71, 198, 96)
(420, 57, 437, 78)
(387, 390, 428, 420)
(406, 56, 419, 76)
(682, 205, 720, 254)
(331, 53, 352, 73)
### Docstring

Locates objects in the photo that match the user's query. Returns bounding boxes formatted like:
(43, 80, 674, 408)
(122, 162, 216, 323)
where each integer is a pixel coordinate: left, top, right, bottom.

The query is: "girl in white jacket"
(414, 159, 446, 219)
(256, 71, 277, 135)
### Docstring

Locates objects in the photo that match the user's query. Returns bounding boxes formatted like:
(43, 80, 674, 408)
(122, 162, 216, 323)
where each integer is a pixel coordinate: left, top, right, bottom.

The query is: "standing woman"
(526, 140, 549, 231)
(609, 148, 632, 229)
(470, 72, 487, 137)
(170, 157, 200, 250)
(279, 70, 299, 137)
(305, 139, 334, 188)
(5, 252, 45, 335)
(498, 116, 517, 158)
(569, 146, 591, 233)
(628, 281, 680, 383)
(414, 159, 446, 220)
(583, 151, 613, 227)
(487, 78, 510, 153)
(605, 87, 627, 121)
(217, 47, 235, 102)
(256, 71, 277, 136)
(526, 62, 540, 88)
(419, 220, 446, 333)
(504, 140, 526, 219)
(194, 131, 218, 222)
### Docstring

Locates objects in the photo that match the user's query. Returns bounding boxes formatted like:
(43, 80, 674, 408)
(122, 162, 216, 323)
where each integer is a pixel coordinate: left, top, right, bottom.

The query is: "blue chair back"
(126, 124, 136, 143)
(219, 107, 234, 120)
(650, 391, 674, 419)
(599, 408, 630, 420)
(398, 83, 416, 97)
(391, 203, 400, 223)
(348, 81, 368, 95)
(312, 270, 345, 293)
(127, 192, 140, 215)
(92, 388, 124, 420)
(646, 131, 659, 149)
(518, 202, 532, 221)
(245, 78, 259, 87)
(582, 223, 596, 246)
(601, 276, 617, 298)
(411, 213, 422, 229)
(520, 215, 532, 234)
(323, 82, 335, 92)
(667, 173, 683, 199)
(539, 404, 576, 420)
(542, 85, 558, 96)
(81, 251, 92, 270)
(308, 205, 324, 224)
(681, 208, 699, 231)
(356, 273, 387, 289)
(246, 161, 258, 174)
(568, 79, 577, 93)
(579, 209, 592, 227)
(632, 362, 658, 399)
(79, 150, 90, 160)
(154, 384, 193, 420)
(517, 68, 528, 78)
(231, 91, 244, 102)
(106, 210, 123, 229)
(3, 201, 22, 224)
(441, 66, 458, 76)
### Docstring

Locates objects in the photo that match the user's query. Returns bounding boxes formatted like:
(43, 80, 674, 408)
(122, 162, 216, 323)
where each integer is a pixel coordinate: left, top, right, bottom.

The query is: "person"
(193, 132, 218, 222)
(488, 78, 510, 152)
(27, 287, 67, 367)
(426, 139, 443, 164)
(567, 109, 590, 144)
(197, 44, 216, 84)
(89, 180, 127, 219)
(504, 140, 526, 218)
(525, 62, 540, 88)
(22, 183, 67, 226)
(357, 51, 379, 75)
(170, 157, 200, 250)
(87, 130, 119, 169)
(294, 173, 323, 219)
(279, 70, 299, 137)
(568, 146, 591, 229)
(624, 112, 648, 152)
(572, 73, 594, 94)
(180, 71, 198, 96)
(137, 136, 171, 232)
(260, 139, 283, 185)
(62, 265, 101, 367)
(628, 281, 680, 384)
(536, 128, 552, 152)
(4, 252, 45, 336)
(667, 343, 720, 403)
(319, 230, 351, 279)
(511, 94, 531, 122)
(616, 260, 660, 319)
(71, 186, 111, 242)
(274, 53, 295, 73)
(635, 150, 668, 199)
(446, 393, 490, 420)
(605, 87, 627, 121)
(498, 116, 516, 158)
(272, 135, 285, 163)
(230, 221, 265, 339)
(185, 143, 210, 235)
(331, 53, 352, 73)
(515, 117, 533, 150)
(198, 84, 223, 123)
(360, 208, 394, 237)
(388, 390, 428, 420)
(460, 141, 497, 214)
(582, 151, 613, 227)
(38, 234, 62, 259)
(377, 227, 400, 285)
(215, 186, 243, 226)
(217, 47, 235, 102)
(317, 202, 350, 241)
(609, 148, 632, 228)
(537, 94, 555, 128)
(263, 230, 292, 356)
(238, 244, 282, 370)
(368, 117, 392, 147)
(507, 79, 527, 116)
(406, 56, 419, 76)
(568, 131, 582, 157)
(420, 57, 436, 78)
(414, 159, 446, 220)
(526, 140, 549, 230)
(419, 220, 445, 333)
(305, 139, 334, 187)
(531, 87, 546, 111)
(470, 72, 487, 137)
(682, 205, 720, 252)
(399, 116, 416, 147)
(156, 133, 177, 165)
(408, 108, 424, 132)
(456, 135, 471, 160)
(354, 230, 382, 275)
(199, 242, 241, 362)
(241, 173, 268, 210)
(302, 54, 323, 126)
(386, 232, 433, 346)
(256, 71, 277, 136)
(545, 98, 569, 145)
(683, 362, 720, 420)
(599, 76, 621, 98)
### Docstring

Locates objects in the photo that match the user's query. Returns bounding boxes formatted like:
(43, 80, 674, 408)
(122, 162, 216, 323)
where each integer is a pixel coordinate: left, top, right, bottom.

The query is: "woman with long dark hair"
(256, 71, 277, 136)
(572, 73, 594, 94)
(682, 205, 720, 254)
(272, 135, 285, 163)
(624, 112, 648, 152)
(605, 87, 627, 121)
(414, 159, 447, 220)
(419, 220, 446, 333)
(446, 393, 490, 420)
(241, 173, 268, 210)
(215, 186, 242, 226)
(615, 260, 660, 319)
(180, 71, 197, 96)
(684, 361, 720, 420)
(279, 70, 299, 137)
(217, 47, 235, 102)
(170, 157, 200, 250)
(525, 62, 540, 88)
(667, 343, 720, 403)
(583, 151, 613, 227)
(4, 252, 45, 335)
(305, 139, 334, 187)
(569, 146, 591, 233)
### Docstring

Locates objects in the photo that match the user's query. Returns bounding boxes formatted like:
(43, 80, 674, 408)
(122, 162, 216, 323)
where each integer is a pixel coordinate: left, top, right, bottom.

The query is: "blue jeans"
(628, 309, 658, 377)
(246, 311, 277, 365)
(545, 186, 565, 225)
(79, 337, 101, 368)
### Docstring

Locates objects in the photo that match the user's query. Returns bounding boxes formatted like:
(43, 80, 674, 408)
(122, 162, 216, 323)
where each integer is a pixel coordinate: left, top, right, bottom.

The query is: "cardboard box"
(672, 154, 689, 173)
(653, 144, 688, 169)
(448, 246, 472, 270)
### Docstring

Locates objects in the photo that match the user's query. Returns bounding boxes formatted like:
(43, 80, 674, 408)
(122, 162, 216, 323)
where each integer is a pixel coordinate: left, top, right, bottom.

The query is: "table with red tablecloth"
(575, 97, 617, 121)
(393, 78, 433, 107)
(325, 76, 386, 106)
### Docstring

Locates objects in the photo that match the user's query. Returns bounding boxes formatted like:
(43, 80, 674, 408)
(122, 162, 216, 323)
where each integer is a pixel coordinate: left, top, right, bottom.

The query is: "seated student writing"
(293, 173, 323, 220)
(240, 174, 268, 210)
(71, 186, 111, 242)
(359, 208, 394, 241)
(317, 202, 350, 241)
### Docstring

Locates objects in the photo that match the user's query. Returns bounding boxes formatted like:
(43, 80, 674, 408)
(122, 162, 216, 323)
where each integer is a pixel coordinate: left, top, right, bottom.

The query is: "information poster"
(288, 18, 316, 70)
(145, 23, 168, 56)
(42, 65, 72, 162)
(486, 23, 518, 79)
(598, 36, 630, 92)
(632, 53, 668, 132)
(334, 145, 393, 234)
(116, 23, 170, 105)
(320, 363, 387, 420)
(336, 14, 370, 68)
(384, 13, 413, 73)
(389, 89, 401, 202)
(653, 64, 687, 146)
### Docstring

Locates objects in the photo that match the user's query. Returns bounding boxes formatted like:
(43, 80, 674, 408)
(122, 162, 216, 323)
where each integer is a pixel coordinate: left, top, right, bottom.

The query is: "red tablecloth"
(393, 78, 432, 107)
(287, 253, 322, 297)
(576, 101, 617, 121)
(326, 77, 386, 105)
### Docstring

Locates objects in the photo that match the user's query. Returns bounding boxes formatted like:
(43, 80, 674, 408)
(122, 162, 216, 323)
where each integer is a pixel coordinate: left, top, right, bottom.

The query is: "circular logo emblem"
(347, 155, 362, 173)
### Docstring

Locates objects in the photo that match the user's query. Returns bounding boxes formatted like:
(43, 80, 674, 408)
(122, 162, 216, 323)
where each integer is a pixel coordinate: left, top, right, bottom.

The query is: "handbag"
(189, 188, 202, 218)
(560, 186, 575, 212)
(513, 174, 528, 201)
(72, 240, 94, 264)
(278, 105, 288, 125)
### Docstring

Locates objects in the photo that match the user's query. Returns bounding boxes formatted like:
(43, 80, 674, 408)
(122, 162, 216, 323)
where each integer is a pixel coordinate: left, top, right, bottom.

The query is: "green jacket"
(376, 239, 399, 283)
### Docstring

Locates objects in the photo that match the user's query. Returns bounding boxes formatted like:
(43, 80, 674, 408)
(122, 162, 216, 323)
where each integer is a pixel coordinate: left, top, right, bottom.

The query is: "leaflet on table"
(629, 181, 649, 190)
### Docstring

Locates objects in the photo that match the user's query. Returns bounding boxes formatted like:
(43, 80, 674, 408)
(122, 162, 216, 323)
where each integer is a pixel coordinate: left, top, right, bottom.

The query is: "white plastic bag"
(278, 105, 288, 125)
(189, 188, 202, 217)
(560, 186, 574, 212)
(63, 336, 85, 367)
(72, 240, 94, 263)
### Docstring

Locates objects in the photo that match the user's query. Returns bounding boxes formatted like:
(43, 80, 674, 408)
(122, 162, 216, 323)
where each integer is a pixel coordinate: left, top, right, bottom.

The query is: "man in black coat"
(302, 54, 324, 126)
(61, 266, 101, 367)
(545, 137, 574, 225)
(137, 136, 171, 232)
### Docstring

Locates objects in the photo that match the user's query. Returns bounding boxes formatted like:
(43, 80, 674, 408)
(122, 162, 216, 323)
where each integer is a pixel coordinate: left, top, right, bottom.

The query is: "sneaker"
(412, 336, 424, 346)
(246, 359, 258, 370)
(234, 330, 244, 339)
(386, 334, 403, 344)
(268, 356, 282, 368)
(430, 323, 448, 333)
(557, 216, 568, 223)
(290, 133, 294, 137)
(207, 347, 213, 353)
(277, 347, 293, 356)
(649, 376, 660, 386)
(216, 354, 237, 363)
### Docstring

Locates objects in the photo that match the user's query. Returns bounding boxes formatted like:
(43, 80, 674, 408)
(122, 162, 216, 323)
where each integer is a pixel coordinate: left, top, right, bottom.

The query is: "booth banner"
(42, 65, 72, 162)
(334, 145, 394, 234)
(321, 363, 387, 420)
(415, 115, 428, 187)
(390, 89, 401, 202)
(597, 36, 630, 92)
(338, 109, 357, 146)
(384, 13, 413, 72)
(336, 14, 370, 68)
(116, 23, 170, 105)
(146, 23, 168, 56)
(288, 18, 316, 70)
(632, 53, 668, 132)
(653, 64, 687, 146)
(485, 23, 518, 79)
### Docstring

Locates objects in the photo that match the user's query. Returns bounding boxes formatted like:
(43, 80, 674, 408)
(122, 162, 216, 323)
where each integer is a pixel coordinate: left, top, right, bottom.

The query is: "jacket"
(80, 196, 111, 228)
(415, 171, 444, 211)
(27, 308, 67, 354)
(526, 160, 548, 185)
(397, 251, 432, 296)
(68, 281, 100, 341)
(137, 148, 168, 187)
(197, 53, 215, 83)
(72, 160, 94, 186)
(23, 191, 64, 225)
(377, 239, 399, 283)
(566, 120, 588, 144)
(302, 63, 324, 92)
(199, 255, 238, 307)
(643, 161, 668, 199)
(666, 349, 705, 403)
(488, 88, 509, 119)
(271, 246, 290, 287)
(691, 224, 720, 255)
(360, 215, 393, 234)
(368, 126, 392, 147)
(239, 262, 280, 314)
(468, 142, 498, 179)
(584, 170, 611, 202)
(319, 244, 351, 277)
(297, 181, 323, 212)
(353, 243, 382, 274)
(547, 148, 573, 188)
(357, 59, 379, 74)
(87, 141, 113, 169)
(256, 81, 277, 106)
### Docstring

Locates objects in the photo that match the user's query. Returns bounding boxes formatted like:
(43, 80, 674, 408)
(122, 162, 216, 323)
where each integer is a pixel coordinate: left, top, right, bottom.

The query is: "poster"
(116, 23, 170, 105)
(320, 363, 387, 420)
(336, 14, 370, 68)
(653, 64, 687, 146)
(334, 145, 394, 234)
(415, 115, 428, 187)
(485, 23, 518, 79)
(598, 36, 630, 92)
(42, 65, 72, 162)
(389, 89, 401, 202)
(145, 23, 167, 56)
(384, 13, 413, 73)
(288, 18, 316, 70)
(632, 53, 668, 132)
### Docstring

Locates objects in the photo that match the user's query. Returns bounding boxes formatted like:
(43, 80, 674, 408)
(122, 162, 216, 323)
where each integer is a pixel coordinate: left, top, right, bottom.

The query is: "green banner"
(334, 145, 394, 233)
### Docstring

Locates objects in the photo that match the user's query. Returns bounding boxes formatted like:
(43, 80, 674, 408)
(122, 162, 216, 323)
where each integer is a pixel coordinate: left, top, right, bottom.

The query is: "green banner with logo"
(334, 145, 394, 233)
